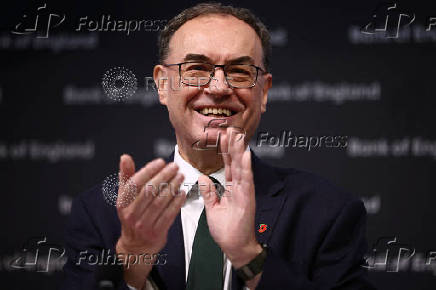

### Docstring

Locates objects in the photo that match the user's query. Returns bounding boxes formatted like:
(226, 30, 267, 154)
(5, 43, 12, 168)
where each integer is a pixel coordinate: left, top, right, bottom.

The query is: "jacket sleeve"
(256, 200, 376, 290)
(60, 193, 130, 290)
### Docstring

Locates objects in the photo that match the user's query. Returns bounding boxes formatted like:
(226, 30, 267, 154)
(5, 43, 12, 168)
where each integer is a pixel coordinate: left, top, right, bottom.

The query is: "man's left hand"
(198, 128, 263, 269)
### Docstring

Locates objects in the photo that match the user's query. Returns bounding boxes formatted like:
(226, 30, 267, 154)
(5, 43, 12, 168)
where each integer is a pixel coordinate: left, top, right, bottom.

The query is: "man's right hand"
(115, 154, 186, 289)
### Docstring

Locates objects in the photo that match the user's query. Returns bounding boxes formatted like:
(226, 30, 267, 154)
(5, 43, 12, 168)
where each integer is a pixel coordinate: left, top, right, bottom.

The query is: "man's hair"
(158, 2, 271, 71)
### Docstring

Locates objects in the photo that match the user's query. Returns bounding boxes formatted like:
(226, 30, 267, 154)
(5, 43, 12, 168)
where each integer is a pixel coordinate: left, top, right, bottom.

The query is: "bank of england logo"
(102, 66, 138, 102)
(361, 3, 415, 38)
(11, 3, 65, 38)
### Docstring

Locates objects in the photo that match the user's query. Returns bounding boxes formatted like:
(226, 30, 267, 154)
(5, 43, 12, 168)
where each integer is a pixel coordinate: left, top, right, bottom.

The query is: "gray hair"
(158, 2, 271, 71)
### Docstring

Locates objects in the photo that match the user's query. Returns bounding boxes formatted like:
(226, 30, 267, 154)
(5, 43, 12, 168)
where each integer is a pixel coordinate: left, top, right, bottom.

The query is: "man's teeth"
(199, 108, 232, 116)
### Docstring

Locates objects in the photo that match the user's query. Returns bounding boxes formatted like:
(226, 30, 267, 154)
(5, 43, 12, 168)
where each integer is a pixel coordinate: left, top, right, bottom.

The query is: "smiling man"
(62, 3, 375, 290)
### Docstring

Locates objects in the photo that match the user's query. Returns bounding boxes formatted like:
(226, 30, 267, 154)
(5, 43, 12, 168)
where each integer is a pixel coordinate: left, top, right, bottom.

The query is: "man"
(62, 3, 374, 290)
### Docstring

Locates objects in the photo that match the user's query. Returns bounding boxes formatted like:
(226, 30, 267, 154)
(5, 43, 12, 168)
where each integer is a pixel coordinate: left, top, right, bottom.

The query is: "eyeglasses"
(163, 61, 267, 88)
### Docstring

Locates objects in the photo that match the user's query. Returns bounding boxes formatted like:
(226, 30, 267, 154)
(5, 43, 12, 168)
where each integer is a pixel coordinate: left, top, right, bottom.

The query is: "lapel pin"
(258, 224, 268, 233)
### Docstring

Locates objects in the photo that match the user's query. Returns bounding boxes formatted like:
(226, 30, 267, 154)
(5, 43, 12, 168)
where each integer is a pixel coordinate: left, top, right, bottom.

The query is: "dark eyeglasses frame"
(163, 61, 267, 88)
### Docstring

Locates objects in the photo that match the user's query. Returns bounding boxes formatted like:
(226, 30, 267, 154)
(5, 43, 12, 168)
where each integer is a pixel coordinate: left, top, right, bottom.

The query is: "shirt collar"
(173, 145, 226, 200)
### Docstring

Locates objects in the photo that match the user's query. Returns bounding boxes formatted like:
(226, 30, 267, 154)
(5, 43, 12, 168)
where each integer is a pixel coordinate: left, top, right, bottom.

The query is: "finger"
(229, 129, 245, 182)
(117, 158, 165, 211)
(130, 158, 166, 189)
(117, 154, 137, 209)
(144, 162, 179, 196)
(220, 130, 232, 182)
(142, 172, 184, 226)
(127, 162, 178, 216)
(119, 154, 135, 184)
(241, 150, 253, 183)
(153, 189, 187, 233)
(198, 174, 219, 209)
(237, 150, 254, 204)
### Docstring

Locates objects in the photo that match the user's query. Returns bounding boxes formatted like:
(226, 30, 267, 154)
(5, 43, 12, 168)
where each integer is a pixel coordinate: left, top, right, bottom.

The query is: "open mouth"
(195, 107, 236, 117)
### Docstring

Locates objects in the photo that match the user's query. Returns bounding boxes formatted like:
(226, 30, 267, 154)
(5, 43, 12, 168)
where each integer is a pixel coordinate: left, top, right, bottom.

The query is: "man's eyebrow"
(182, 54, 255, 65)
(226, 56, 254, 65)
(183, 54, 211, 62)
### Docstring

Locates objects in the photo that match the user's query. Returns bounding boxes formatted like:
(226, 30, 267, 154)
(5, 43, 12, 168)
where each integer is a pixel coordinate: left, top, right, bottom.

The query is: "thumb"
(117, 154, 136, 209)
(119, 154, 135, 183)
(198, 174, 218, 209)
(118, 154, 135, 195)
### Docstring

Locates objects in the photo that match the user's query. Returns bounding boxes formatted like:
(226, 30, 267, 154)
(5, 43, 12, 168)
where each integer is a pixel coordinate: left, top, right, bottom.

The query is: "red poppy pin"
(258, 224, 268, 233)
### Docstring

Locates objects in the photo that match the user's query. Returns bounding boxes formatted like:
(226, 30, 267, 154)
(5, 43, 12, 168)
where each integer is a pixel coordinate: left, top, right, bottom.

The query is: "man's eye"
(228, 68, 251, 75)
(186, 64, 209, 71)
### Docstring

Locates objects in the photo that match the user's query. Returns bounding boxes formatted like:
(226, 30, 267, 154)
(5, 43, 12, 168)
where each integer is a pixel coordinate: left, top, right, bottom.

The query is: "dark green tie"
(186, 176, 224, 290)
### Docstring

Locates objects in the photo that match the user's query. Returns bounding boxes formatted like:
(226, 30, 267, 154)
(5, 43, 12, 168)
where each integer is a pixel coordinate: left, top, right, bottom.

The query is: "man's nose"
(205, 68, 233, 96)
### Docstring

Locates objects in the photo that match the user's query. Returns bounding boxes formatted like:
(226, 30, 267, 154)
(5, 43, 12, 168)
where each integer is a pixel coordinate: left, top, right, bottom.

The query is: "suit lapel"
(252, 152, 286, 245)
(151, 151, 186, 289)
(231, 151, 286, 290)
(153, 213, 186, 290)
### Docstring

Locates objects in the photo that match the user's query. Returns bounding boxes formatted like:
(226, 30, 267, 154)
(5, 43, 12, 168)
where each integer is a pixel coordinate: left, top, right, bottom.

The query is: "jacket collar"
(230, 150, 286, 289)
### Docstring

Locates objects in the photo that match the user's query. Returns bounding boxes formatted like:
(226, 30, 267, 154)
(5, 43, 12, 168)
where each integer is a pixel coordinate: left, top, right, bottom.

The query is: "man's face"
(154, 14, 272, 149)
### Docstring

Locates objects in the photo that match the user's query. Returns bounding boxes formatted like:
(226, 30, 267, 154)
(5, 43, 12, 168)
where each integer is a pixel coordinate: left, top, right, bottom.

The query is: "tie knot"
(208, 175, 225, 200)
(187, 176, 225, 200)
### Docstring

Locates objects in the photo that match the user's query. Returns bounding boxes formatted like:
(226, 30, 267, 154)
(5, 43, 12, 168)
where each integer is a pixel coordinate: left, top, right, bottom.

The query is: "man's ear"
(260, 73, 272, 113)
(153, 65, 168, 105)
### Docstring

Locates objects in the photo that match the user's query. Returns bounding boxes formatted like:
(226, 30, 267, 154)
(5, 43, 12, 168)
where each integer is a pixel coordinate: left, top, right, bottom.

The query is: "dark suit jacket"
(61, 152, 375, 289)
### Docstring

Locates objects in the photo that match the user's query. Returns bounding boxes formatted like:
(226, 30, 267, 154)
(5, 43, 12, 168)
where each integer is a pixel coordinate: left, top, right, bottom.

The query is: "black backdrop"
(1, 0, 436, 289)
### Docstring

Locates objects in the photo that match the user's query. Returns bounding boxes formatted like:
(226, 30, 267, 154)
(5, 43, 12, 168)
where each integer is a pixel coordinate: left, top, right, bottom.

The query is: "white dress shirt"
(129, 145, 245, 290)
(175, 145, 234, 290)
